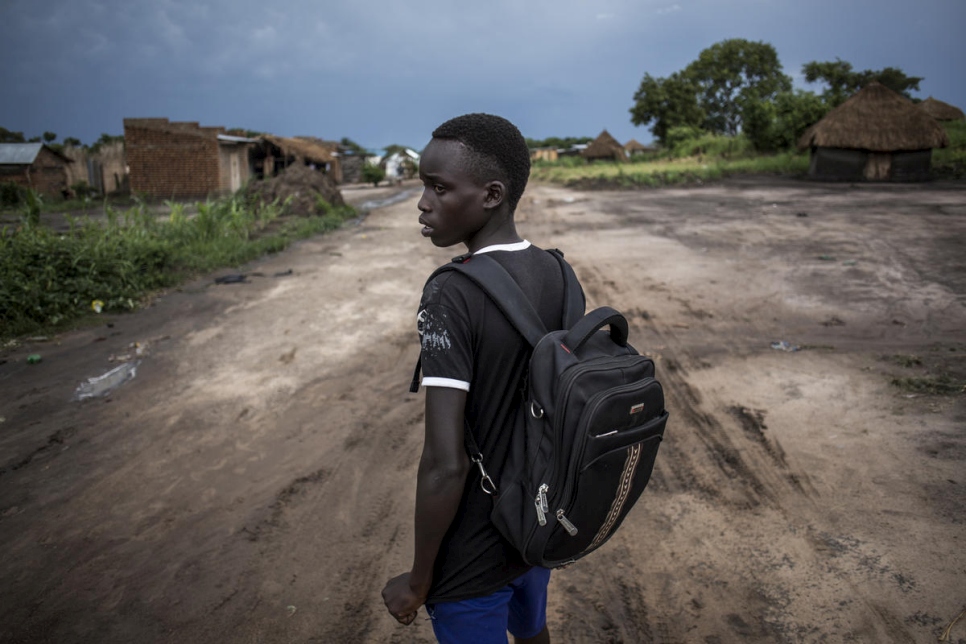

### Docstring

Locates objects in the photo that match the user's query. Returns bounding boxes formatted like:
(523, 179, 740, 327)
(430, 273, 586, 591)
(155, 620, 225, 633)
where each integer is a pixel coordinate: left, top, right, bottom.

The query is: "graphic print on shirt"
(417, 307, 452, 356)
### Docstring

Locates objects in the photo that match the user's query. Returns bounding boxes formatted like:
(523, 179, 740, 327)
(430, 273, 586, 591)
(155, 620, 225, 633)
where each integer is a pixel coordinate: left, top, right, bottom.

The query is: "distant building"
(797, 82, 949, 182)
(124, 118, 258, 198)
(382, 149, 420, 181)
(917, 97, 965, 122)
(530, 147, 559, 162)
(624, 138, 657, 157)
(0, 143, 72, 197)
(582, 130, 627, 162)
(62, 141, 128, 195)
(256, 135, 342, 183)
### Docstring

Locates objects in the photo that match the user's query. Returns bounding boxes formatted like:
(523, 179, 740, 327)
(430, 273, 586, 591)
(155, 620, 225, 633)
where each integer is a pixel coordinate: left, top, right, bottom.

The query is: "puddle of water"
(359, 188, 418, 212)
(74, 361, 139, 401)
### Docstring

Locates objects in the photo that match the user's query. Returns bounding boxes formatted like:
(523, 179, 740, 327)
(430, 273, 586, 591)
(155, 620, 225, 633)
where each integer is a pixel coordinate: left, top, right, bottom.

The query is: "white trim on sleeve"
(421, 377, 471, 391)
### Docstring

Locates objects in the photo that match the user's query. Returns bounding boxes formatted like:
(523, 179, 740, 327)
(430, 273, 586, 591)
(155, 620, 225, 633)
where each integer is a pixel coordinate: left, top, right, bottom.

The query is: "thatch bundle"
(918, 97, 966, 122)
(583, 130, 627, 161)
(798, 82, 949, 152)
(262, 135, 335, 165)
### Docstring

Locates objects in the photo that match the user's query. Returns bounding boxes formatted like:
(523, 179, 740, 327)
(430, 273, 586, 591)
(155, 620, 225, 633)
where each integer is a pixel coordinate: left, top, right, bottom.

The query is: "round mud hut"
(797, 82, 949, 181)
(582, 130, 628, 162)
(918, 97, 966, 122)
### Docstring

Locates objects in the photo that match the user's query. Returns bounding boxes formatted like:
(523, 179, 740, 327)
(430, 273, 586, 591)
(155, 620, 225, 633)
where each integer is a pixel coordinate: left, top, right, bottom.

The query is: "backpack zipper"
(556, 509, 578, 536)
(534, 483, 549, 526)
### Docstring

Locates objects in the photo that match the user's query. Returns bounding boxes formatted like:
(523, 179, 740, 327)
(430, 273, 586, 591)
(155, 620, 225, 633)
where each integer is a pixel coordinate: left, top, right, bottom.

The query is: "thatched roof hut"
(797, 82, 949, 181)
(582, 130, 627, 162)
(257, 135, 342, 182)
(918, 97, 966, 122)
(624, 138, 656, 156)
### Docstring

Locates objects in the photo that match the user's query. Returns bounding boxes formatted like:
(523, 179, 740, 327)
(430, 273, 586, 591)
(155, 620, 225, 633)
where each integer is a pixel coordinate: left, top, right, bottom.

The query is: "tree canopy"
(340, 137, 368, 155)
(630, 38, 790, 144)
(802, 59, 923, 106)
(1, 127, 26, 143)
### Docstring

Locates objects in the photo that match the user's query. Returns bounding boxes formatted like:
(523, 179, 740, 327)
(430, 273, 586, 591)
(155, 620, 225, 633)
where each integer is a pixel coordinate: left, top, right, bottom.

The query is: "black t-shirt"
(417, 240, 576, 602)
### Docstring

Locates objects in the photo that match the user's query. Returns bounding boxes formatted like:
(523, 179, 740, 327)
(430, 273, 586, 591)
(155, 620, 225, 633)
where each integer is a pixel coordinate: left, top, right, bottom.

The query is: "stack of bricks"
(124, 118, 224, 199)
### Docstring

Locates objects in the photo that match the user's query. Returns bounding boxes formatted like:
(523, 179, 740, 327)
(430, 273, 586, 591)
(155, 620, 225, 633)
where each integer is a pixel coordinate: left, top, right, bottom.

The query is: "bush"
(361, 163, 386, 187)
(0, 195, 357, 337)
(667, 129, 752, 159)
(744, 91, 828, 151)
(70, 181, 99, 198)
(1, 182, 26, 208)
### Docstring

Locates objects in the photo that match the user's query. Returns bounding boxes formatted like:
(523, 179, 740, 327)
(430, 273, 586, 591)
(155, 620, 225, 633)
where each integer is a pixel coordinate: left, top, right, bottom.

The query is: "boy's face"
(417, 139, 492, 250)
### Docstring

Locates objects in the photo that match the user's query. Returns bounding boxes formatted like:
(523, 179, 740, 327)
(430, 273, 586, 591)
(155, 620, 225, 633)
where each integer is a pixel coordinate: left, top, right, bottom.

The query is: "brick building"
(124, 118, 256, 198)
(0, 143, 73, 197)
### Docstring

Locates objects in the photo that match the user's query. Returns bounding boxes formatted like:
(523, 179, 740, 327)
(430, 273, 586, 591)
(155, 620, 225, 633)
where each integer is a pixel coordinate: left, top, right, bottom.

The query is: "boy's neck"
(465, 213, 521, 254)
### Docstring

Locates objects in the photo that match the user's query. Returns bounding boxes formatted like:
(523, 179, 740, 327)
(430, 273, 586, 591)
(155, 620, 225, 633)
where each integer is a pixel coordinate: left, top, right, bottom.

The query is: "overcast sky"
(1, 0, 963, 151)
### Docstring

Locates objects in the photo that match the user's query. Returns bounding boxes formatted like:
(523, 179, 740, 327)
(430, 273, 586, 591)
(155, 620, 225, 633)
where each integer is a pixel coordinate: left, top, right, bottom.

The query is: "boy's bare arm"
(382, 386, 470, 623)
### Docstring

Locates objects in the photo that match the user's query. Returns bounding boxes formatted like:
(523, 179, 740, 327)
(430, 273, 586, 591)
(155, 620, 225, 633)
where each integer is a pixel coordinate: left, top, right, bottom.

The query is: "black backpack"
(411, 249, 668, 568)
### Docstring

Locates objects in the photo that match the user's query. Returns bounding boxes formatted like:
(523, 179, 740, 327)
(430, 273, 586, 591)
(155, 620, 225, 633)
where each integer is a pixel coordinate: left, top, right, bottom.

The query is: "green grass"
(932, 120, 966, 178)
(531, 120, 966, 188)
(0, 195, 355, 338)
(530, 151, 809, 188)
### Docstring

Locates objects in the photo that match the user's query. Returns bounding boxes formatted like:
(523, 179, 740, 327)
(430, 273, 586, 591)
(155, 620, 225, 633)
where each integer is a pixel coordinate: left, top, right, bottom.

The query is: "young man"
(382, 114, 579, 643)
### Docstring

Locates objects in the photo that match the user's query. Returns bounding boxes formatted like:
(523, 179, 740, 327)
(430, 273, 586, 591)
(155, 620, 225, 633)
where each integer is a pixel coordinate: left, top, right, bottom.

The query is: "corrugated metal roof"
(0, 143, 43, 165)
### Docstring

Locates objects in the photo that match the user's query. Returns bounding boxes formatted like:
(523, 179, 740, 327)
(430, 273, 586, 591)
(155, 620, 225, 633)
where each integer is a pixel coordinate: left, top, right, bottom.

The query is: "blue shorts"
(426, 567, 551, 644)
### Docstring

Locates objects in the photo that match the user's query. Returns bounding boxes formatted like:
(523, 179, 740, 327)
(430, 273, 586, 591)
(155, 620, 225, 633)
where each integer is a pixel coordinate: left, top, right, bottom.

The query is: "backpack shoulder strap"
(436, 252, 548, 347)
(547, 248, 586, 328)
(408, 248, 585, 393)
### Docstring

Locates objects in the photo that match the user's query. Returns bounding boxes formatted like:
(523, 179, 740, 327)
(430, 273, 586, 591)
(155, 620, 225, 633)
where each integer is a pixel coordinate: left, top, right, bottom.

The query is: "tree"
(743, 90, 828, 151)
(630, 72, 704, 145)
(0, 127, 26, 143)
(340, 137, 368, 156)
(63, 137, 82, 147)
(802, 59, 923, 107)
(42, 131, 57, 143)
(630, 39, 791, 143)
(685, 39, 791, 136)
(361, 163, 386, 187)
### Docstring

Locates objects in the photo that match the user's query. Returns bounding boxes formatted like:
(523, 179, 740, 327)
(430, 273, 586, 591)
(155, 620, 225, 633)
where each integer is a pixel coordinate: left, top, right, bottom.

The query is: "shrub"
(70, 181, 99, 198)
(361, 163, 386, 187)
(1, 182, 26, 208)
(0, 195, 356, 337)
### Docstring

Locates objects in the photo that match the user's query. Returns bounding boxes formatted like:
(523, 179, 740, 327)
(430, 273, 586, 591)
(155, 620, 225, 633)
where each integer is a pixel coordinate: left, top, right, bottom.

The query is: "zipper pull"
(538, 484, 549, 513)
(534, 484, 549, 526)
(556, 509, 578, 536)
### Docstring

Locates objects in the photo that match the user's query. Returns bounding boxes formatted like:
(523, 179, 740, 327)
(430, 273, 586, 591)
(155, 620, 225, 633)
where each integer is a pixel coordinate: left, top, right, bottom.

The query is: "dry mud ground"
(1, 177, 965, 643)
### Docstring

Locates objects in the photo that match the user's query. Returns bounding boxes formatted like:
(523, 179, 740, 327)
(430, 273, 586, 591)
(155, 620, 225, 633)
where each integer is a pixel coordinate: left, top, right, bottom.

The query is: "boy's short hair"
(432, 113, 531, 212)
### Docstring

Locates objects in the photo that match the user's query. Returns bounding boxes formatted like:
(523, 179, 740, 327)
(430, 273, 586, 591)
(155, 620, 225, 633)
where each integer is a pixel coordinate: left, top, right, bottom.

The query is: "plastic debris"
(27, 354, 42, 364)
(770, 341, 800, 352)
(286, 605, 297, 617)
(74, 361, 139, 400)
(215, 274, 248, 284)
(796, 212, 809, 217)
(817, 255, 835, 261)
(92, 299, 104, 313)
(842, 260, 857, 266)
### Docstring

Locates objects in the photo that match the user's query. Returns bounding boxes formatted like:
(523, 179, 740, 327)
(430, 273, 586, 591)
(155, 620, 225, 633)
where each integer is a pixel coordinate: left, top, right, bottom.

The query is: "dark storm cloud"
(1, 0, 963, 149)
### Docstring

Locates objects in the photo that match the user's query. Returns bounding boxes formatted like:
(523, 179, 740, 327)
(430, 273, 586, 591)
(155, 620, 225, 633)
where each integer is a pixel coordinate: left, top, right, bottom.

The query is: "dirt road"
(1, 178, 964, 643)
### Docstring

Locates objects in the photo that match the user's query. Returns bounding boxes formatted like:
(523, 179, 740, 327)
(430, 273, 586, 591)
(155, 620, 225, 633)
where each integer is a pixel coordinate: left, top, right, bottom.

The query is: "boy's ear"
(482, 180, 506, 210)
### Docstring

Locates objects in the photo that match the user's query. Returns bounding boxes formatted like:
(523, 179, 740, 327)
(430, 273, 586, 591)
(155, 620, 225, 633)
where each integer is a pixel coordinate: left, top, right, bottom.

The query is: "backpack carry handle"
(563, 307, 629, 350)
